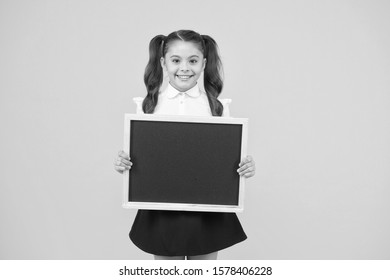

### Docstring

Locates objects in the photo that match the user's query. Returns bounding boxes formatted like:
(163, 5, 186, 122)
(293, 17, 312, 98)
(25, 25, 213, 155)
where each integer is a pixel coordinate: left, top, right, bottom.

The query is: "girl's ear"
(202, 58, 207, 71)
(160, 57, 166, 70)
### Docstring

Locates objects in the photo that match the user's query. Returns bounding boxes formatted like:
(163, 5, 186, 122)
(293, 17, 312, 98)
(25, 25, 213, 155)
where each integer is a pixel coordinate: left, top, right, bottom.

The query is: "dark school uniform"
(129, 83, 247, 256)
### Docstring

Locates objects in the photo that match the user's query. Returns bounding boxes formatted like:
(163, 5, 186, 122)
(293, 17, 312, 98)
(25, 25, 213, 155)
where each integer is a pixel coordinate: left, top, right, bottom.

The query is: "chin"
(173, 80, 196, 91)
(179, 84, 195, 91)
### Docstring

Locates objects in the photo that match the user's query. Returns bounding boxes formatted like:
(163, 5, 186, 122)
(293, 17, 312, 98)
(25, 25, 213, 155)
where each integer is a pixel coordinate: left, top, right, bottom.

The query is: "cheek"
(195, 65, 204, 74)
(167, 64, 178, 73)
(166, 68, 175, 76)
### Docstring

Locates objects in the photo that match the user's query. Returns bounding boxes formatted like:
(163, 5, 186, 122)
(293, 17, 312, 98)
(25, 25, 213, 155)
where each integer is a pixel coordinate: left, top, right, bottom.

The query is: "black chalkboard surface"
(123, 114, 248, 212)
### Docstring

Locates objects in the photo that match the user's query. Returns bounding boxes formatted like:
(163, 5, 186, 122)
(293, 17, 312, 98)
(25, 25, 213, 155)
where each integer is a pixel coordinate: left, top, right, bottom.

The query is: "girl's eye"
(172, 59, 180, 64)
(189, 60, 198, 64)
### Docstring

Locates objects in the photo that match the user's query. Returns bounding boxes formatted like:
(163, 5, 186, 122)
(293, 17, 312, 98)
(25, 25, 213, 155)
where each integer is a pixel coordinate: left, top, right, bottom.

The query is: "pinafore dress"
(129, 84, 247, 256)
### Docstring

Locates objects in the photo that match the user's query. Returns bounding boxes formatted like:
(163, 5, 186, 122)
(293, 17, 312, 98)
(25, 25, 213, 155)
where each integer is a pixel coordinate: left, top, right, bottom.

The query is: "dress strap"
(220, 98, 232, 117)
(133, 97, 144, 114)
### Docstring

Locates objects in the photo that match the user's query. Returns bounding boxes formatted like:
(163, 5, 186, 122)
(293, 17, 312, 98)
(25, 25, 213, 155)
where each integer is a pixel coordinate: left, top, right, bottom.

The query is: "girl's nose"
(179, 62, 189, 71)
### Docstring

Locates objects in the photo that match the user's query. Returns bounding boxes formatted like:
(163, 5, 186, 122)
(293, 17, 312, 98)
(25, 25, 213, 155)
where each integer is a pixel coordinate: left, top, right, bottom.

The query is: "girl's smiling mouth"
(176, 74, 193, 81)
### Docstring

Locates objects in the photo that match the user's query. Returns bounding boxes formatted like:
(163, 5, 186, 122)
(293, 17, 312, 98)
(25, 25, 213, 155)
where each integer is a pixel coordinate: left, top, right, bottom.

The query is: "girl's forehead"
(166, 40, 203, 56)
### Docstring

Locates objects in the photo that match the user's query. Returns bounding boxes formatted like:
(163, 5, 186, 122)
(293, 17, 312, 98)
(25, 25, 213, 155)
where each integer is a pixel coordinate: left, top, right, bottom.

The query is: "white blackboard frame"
(123, 113, 248, 212)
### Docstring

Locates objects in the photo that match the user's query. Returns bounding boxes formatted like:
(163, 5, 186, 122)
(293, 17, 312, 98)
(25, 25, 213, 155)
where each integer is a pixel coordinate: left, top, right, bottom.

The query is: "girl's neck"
(168, 81, 198, 93)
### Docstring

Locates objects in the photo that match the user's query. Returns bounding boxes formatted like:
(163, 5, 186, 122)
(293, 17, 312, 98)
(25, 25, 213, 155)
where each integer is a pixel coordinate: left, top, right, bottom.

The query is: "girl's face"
(161, 40, 206, 92)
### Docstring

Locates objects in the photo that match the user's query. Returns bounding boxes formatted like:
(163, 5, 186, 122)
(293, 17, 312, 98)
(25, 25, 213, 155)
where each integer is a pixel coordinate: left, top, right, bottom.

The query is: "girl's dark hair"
(142, 30, 224, 116)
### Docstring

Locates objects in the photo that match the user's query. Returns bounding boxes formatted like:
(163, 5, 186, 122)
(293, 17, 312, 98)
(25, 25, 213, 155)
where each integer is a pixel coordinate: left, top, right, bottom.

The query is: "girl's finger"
(114, 158, 132, 169)
(238, 157, 249, 167)
(239, 168, 256, 177)
(244, 171, 255, 178)
(237, 163, 251, 172)
(116, 162, 131, 170)
(114, 166, 125, 173)
(237, 162, 255, 173)
(116, 160, 132, 168)
(118, 157, 132, 166)
(238, 166, 255, 176)
(238, 155, 254, 167)
(118, 150, 130, 160)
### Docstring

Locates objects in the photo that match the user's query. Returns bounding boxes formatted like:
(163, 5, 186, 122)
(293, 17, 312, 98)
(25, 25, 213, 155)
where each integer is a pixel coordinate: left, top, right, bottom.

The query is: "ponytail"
(202, 35, 224, 116)
(142, 35, 165, 114)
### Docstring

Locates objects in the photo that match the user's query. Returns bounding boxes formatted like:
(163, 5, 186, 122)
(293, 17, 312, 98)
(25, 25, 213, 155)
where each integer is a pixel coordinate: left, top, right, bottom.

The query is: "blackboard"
(123, 114, 248, 212)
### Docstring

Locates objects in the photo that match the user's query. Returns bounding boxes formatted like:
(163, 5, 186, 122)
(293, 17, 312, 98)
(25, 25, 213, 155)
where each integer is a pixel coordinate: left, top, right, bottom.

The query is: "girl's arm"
(220, 99, 255, 178)
(114, 150, 133, 173)
(237, 155, 256, 178)
(114, 98, 142, 174)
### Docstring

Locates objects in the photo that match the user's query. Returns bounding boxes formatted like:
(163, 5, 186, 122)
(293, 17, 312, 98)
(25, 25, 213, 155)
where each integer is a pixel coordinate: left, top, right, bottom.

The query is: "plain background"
(1, 0, 389, 260)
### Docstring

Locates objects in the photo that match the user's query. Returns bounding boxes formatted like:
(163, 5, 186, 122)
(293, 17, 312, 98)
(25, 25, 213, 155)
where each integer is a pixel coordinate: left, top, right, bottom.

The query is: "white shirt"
(133, 83, 231, 117)
(154, 83, 211, 116)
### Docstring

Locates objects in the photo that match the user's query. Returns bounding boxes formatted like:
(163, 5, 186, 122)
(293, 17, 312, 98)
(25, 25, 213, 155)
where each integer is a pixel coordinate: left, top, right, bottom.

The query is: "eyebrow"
(169, 55, 200, 58)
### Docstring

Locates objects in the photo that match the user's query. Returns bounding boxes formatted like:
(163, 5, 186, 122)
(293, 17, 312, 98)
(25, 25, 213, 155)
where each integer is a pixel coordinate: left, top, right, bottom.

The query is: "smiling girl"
(114, 30, 256, 260)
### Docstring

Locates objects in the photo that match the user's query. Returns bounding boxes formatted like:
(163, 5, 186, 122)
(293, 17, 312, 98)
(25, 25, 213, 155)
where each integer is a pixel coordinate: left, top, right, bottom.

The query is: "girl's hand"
(237, 155, 256, 178)
(114, 150, 133, 173)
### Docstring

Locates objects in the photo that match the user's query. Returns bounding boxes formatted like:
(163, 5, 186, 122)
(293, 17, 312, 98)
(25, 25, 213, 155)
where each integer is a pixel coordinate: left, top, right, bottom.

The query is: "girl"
(114, 30, 256, 260)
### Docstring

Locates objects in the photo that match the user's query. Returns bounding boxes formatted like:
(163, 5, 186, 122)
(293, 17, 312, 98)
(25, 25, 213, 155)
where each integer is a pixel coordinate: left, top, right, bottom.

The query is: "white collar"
(166, 83, 201, 99)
